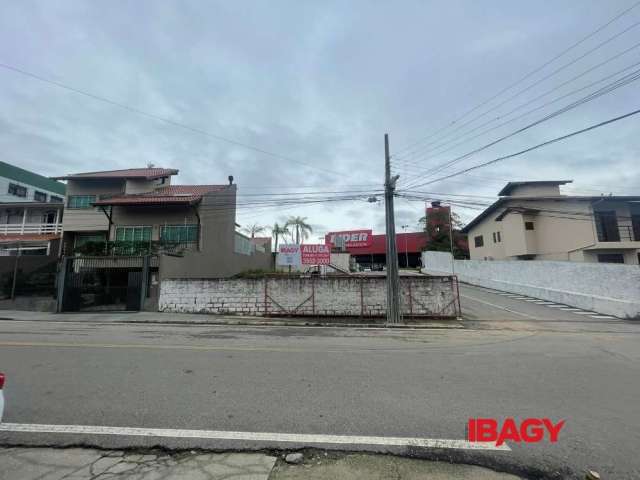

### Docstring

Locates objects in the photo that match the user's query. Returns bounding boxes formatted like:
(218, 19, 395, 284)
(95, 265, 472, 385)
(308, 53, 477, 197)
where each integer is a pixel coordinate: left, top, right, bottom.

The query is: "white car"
(0, 372, 4, 422)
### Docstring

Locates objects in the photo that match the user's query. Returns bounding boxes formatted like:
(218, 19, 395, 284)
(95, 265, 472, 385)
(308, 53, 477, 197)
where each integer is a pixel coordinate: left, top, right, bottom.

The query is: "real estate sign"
(300, 244, 330, 265)
(277, 244, 331, 266)
(325, 229, 373, 248)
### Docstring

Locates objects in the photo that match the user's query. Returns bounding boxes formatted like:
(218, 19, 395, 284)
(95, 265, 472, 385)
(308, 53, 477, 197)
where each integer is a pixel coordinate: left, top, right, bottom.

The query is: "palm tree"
(271, 223, 289, 251)
(285, 216, 313, 244)
(242, 223, 266, 238)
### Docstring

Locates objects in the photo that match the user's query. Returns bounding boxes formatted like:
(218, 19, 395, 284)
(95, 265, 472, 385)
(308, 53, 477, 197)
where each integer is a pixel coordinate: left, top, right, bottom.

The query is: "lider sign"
(325, 229, 373, 248)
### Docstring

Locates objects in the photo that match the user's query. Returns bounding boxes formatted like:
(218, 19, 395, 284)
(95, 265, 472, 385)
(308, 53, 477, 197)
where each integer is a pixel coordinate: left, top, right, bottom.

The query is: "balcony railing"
(72, 240, 198, 257)
(597, 225, 640, 242)
(0, 223, 62, 235)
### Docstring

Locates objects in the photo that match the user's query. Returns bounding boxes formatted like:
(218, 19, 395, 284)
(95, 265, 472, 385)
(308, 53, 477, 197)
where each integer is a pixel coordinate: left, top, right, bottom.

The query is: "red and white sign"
(278, 244, 331, 266)
(300, 244, 330, 265)
(325, 229, 373, 248)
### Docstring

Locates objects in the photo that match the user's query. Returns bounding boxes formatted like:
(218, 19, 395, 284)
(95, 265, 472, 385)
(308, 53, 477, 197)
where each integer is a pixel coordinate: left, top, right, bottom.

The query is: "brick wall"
(159, 276, 458, 318)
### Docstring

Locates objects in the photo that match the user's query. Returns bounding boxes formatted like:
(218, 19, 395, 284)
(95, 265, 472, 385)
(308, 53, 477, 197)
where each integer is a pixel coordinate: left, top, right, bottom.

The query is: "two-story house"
(461, 180, 640, 265)
(52, 167, 273, 311)
(0, 161, 65, 256)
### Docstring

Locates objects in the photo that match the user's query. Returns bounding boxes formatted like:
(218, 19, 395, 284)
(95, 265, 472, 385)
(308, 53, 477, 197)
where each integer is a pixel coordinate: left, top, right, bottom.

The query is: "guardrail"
(0, 223, 62, 234)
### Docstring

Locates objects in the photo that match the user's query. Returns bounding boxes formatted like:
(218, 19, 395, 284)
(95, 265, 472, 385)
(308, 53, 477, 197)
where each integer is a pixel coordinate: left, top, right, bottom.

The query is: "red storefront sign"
(325, 229, 373, 248)
(300, 244, 330, 264)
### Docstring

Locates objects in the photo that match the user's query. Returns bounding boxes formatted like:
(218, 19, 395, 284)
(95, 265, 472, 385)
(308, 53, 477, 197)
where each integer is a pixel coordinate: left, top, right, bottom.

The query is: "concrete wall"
(160, 186, 273, 278)
(159, 275, 459, 318)
(0, 176, 64, 203)
(423, 251, 640, 319)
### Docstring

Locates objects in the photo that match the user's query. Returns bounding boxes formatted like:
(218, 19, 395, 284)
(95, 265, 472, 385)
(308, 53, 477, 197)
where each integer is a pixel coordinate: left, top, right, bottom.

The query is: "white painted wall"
(159, 276, 458, 318)
(422, 251, 640, 319)
(0, 176, 63, 203)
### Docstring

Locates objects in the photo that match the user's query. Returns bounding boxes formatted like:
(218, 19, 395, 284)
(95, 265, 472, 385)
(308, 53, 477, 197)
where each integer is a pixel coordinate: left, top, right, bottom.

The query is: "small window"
(50, 195, 63, 203)
(492, 232, 496, 243)
(474, 235, 484, 247)
(8, 183, 27, 197)
(597, 253, 624, 264)
(68, 195, 96, 209)
(497, 231, 501, 242)
(525, 221, 535, 231)
(34, 191, 47, 202)
(160, 224, 199, 242)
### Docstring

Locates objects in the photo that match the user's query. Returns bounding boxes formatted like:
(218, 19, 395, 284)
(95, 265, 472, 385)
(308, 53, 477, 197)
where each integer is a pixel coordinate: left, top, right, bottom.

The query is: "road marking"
(0, 423, 510, 451)
(460, 294, 537, 319)
(544, 305, 568, 308)
(560, 308, 582, 311)
(524, 299, 540, 302)
(590, 315, 616, 319)
(571, 311, 599, 315)
(533, 301, 556, 305)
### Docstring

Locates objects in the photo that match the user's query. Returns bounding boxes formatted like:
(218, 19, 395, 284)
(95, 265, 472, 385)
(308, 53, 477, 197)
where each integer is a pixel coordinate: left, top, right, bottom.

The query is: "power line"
(0, 62, 347, 178)
(399, 68, 640, 189)
(404, 106, 640, 190)
(392, 0, 640, 157)
(397, 50, 640, 171)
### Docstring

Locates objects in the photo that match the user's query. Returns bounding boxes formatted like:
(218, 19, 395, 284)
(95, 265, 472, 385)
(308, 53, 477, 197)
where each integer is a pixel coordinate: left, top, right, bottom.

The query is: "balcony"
(596, 225, 640, 242)
(0, 223, 63, 235)
(72, 240, 198, 257)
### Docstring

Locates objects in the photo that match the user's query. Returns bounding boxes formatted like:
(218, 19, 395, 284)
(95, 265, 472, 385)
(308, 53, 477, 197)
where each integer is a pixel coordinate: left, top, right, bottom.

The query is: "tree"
(271, 223, 289, 251)
(242, 223, 266, 238)
(423, 209, 468, 259)
(285, 216, 313, 244)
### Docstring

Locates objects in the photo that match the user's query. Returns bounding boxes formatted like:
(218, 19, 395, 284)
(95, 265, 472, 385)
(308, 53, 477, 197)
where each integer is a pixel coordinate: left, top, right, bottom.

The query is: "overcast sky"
(1, 0, 639, 238)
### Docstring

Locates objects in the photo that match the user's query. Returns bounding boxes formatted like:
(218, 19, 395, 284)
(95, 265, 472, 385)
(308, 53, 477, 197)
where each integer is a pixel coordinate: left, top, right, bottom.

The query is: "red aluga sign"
(325, 229, 373, 248)
(300, 244, 331, 265)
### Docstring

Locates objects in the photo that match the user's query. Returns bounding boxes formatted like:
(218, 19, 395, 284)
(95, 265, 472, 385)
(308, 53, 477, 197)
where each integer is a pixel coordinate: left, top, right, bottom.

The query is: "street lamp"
(401, 225, 409, 268)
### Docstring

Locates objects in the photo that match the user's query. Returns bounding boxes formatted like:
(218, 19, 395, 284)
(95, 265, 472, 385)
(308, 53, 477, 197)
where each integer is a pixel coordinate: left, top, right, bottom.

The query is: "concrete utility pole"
(384, 134, 402, 324)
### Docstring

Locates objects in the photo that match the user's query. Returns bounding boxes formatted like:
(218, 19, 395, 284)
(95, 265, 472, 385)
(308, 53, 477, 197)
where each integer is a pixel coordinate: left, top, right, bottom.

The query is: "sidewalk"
(0, 448, 524, 479)
(0, 310, 463, 328)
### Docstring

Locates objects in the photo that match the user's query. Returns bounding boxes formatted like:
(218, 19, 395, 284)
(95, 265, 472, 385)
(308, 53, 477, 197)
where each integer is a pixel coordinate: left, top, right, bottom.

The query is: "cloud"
(0, 0, 638, 233)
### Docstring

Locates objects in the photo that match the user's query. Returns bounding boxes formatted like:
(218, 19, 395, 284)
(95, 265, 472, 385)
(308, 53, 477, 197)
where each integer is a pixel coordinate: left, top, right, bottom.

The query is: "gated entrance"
(58, 256, 151, 312)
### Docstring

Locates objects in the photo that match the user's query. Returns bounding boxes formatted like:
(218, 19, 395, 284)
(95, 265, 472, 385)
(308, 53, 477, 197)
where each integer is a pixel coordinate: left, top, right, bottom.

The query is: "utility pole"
(447, 204, 455, 275)
(384, 134, 402, 324)
(401, 224, 409, 268)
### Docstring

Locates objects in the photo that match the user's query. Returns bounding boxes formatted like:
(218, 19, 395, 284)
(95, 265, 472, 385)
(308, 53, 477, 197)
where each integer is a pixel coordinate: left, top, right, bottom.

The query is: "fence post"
(264, 278, 268, 316)
(454, 275, 462, 318)
(56, 256, 69, 313)
(139, 255, 150, 311)
(360, 278, 364, 318)
(408, 280, 413, 317)
(10, 243, 22, 300)
(311, 277, 315, 315)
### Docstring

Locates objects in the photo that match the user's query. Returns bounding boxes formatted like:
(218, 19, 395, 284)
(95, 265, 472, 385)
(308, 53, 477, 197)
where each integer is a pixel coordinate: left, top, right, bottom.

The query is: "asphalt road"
(0, 284, 639, 479)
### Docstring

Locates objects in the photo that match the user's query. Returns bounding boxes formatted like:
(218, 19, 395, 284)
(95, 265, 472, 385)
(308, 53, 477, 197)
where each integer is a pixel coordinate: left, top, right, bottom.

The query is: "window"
(525, 221, 535, 231)
(160, 224, 198, 242)
(68, 195, 96, 209)
(115, 226, 152, 242)
(594, 211, 620, 242)
(50, 195, 63, 203)
(497, 231, 501, 242)
(492, 232, 502, 243)
(492, 232, 496, 243)
(34, 191, 47, 202)
(474, 235, 484, 247)
(597, 253, 624, 264)
(8, 183, 27, 197)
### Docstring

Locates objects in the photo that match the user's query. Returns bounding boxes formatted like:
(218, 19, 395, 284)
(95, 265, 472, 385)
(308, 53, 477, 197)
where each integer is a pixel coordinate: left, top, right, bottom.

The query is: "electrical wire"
(392, 1, 640, 158)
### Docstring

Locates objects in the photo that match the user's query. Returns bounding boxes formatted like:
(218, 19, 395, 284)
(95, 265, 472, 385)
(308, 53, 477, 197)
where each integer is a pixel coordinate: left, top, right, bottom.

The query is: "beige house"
(462, 180, 640, 265)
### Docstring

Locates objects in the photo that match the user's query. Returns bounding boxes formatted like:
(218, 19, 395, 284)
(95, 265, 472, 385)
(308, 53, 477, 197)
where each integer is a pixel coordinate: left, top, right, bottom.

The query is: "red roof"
(93, 185, 227, 206)
(346, 232, 427, 255)
(53, 167, 178, 180)
(0, 234, 60, 243)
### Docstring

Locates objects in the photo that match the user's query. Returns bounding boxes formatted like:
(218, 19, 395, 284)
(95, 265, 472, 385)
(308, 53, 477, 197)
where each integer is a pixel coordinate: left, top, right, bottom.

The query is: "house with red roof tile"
(53, 167, 273, 311)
